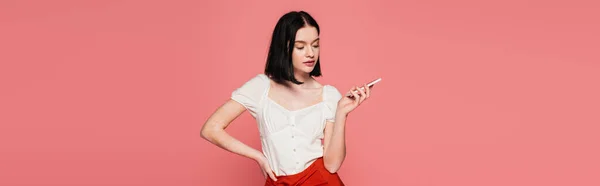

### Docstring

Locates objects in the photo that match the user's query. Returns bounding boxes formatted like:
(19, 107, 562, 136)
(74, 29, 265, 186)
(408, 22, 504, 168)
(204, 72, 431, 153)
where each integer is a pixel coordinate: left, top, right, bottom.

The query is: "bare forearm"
(323, 112, 348, 172)
(201, 126, 263, 161)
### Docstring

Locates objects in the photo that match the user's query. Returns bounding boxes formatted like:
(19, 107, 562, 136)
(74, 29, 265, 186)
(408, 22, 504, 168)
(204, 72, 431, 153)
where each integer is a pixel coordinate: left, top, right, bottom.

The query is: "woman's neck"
(293, 72, 311, 83)
(289, 72, 318, 89)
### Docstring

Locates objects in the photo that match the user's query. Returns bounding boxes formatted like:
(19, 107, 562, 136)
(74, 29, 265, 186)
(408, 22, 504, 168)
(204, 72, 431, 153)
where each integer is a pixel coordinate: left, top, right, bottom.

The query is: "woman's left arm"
(322, 84, 371, 173)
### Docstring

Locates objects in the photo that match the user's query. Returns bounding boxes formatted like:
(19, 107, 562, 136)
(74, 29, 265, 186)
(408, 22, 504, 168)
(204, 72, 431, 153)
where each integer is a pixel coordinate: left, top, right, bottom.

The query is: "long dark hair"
(264, 11, 322, 85)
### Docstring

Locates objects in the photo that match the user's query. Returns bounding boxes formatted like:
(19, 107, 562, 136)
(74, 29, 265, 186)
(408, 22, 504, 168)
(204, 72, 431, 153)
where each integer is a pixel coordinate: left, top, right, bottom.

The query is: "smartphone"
(346, 77, 382, 97)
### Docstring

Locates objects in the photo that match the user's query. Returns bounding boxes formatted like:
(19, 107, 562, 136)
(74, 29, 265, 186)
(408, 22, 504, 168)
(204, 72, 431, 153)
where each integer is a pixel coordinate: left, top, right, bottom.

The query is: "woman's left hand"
(337, 83, 372, 116)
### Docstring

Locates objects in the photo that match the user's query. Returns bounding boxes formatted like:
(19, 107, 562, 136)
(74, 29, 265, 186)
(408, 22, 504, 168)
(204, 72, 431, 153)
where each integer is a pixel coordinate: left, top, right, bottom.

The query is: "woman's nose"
(306, 47, 314, 58)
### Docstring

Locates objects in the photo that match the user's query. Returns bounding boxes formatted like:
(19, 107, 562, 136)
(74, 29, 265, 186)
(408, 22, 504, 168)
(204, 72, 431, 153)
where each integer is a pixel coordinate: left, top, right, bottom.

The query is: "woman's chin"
(301, 69, 314, 74)
(294, 67, 314, 74)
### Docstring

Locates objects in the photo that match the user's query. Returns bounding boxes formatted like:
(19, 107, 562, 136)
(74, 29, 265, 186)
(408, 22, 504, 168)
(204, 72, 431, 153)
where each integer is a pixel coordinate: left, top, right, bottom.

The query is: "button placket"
(290, 115, 296, 139)
(290, 115, 296, 127)
(290, 114, 299, 167)
(291, 115, 296, 149)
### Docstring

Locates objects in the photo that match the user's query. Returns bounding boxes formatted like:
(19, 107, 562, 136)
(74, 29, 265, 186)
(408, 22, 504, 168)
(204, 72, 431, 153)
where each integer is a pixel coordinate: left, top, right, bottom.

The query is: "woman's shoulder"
(231, 73, 270, 115)
(256, 73, 269, 80)
(247, 73, 269, 82)
(241, 73, 270, 86)
(323, 84, 342, 101)
(322, 84, 343, 121)
(233, 73, 270, 93)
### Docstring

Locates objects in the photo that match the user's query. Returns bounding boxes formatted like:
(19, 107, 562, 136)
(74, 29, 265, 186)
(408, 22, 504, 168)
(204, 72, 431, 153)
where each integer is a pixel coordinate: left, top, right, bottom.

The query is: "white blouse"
(231, 74, 342, 176)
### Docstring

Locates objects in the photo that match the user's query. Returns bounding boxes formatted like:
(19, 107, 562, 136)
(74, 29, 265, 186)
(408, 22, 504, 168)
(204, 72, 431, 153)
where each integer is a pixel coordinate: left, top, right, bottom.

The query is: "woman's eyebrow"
(294, 38, 320, 44)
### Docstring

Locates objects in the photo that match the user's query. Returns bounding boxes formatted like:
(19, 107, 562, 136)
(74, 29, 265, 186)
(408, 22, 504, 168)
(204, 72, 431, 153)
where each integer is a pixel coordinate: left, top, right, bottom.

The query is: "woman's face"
(291, 26, 320, 75)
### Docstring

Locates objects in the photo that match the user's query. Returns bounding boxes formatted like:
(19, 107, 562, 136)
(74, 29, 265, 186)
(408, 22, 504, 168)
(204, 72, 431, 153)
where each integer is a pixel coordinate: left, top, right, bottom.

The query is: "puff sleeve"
(323, 85, 343, 122)
(231, 74, 269, 118)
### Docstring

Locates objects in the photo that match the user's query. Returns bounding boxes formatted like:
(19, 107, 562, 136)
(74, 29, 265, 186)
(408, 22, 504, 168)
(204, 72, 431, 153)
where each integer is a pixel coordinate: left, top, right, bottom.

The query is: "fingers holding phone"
(346, 78, 381, 98)
(337, 78, 381, 115)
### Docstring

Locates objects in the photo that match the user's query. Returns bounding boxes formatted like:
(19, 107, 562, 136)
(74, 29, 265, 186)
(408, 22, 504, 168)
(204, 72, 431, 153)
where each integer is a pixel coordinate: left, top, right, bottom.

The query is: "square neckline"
(264, 76, 328, 113)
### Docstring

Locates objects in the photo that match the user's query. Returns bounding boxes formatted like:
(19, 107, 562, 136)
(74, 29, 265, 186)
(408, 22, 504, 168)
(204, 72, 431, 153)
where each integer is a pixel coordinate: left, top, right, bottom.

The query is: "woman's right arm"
(200, 99, 264, 161)
(201, 99, 278, 181)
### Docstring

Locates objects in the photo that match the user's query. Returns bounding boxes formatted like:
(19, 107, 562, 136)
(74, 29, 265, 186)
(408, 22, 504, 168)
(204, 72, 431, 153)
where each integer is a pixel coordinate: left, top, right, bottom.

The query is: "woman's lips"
(303, 60, 315, 67)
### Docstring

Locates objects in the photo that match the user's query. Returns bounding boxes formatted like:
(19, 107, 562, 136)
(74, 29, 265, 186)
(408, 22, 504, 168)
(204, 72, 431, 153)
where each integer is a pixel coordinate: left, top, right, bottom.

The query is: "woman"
(200, 11, 373, 185)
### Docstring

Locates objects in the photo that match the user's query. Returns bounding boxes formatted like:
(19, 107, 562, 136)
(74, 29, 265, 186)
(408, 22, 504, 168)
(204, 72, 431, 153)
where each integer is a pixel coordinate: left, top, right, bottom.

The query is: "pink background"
(1, 0, 599, 185)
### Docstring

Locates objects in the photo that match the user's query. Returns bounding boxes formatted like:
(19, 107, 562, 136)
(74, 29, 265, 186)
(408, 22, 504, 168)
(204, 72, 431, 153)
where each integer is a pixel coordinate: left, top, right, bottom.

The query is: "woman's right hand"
(256, 156, 277, 182)
(337, 83, 372, 115)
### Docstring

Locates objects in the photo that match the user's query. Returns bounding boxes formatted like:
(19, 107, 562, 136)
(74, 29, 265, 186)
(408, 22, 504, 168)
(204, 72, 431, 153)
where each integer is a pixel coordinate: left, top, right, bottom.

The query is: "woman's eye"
(296, 46, 304, 49)
(313, 45, 319, 48)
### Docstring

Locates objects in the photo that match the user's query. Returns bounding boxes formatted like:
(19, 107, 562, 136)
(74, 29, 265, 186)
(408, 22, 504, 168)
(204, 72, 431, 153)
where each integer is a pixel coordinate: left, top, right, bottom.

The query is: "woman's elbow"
(200, 127, 215, 141)
(323, 159, 341, 173)
(324, 163, 339, 173)
(323, 154, 345, 173)
(200, 129, 209, 140)
(200, 120, 221, 141)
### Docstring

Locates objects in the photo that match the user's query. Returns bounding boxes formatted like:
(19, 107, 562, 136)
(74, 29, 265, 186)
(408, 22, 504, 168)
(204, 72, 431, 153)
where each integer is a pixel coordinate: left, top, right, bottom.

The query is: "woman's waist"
(266, 154, 323, 177)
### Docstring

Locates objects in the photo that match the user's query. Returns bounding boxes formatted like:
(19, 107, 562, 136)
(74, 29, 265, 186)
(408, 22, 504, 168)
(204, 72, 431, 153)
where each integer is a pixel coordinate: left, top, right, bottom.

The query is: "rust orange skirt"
(264, 157, 345, 186)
